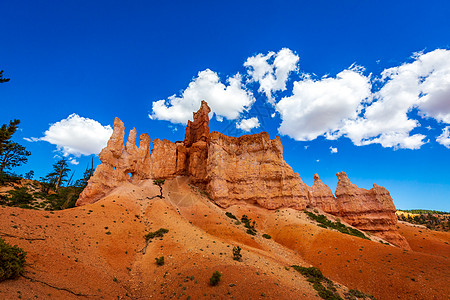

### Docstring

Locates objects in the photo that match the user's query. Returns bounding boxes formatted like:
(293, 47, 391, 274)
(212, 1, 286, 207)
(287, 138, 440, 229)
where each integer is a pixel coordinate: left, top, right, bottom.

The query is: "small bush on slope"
(305, 211, 369, 240)
(144, 228, 169, 241)
(209, 271, 221, 286)
(291, 265, 341, 300)
(155, 256, 165, 266)
(0, 237, 27, 281)
(232, 246, 242, 261)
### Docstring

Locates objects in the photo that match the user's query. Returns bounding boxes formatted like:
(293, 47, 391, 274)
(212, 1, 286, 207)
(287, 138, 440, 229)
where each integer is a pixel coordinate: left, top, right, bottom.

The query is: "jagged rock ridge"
(76, 101, 409, 249)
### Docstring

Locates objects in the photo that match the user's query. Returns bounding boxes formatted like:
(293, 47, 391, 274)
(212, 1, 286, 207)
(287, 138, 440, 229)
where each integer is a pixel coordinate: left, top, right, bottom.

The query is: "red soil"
(1, 177, 448, 299)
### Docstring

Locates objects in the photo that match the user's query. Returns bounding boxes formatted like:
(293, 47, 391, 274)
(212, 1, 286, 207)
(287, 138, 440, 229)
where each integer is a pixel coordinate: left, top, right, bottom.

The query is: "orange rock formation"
(76, 101, 409, 248)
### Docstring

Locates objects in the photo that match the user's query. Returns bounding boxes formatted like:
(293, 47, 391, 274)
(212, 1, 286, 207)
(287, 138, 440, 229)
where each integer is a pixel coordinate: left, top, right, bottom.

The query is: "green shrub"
(225, 212, 237, 220)
(155, 256, 165, 266)
(209, 271, 221, 286)
(291, 265, 342, 300)
(305, 211, 369, 240)
(0, 237, 27, 281)
(262, 233, 271, 239)
(7, 187, 34, 206)
(144, 228, 169, 241)
(232, 246, 242, 261)
(241, 215, 257, 235)
(345, 289, 376, 299)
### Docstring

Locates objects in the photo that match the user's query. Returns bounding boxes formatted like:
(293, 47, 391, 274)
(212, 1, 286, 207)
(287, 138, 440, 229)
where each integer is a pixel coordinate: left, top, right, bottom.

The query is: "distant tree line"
(397, 211, 449, 232)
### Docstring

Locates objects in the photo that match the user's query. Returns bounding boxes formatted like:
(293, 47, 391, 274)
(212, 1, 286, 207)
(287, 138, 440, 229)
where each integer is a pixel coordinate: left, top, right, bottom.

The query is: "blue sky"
(1, 1, 449, 211)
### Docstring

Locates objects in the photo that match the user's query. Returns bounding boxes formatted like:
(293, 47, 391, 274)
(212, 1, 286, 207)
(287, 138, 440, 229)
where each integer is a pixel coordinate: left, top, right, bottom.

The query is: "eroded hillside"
(1, 177, 449, 299)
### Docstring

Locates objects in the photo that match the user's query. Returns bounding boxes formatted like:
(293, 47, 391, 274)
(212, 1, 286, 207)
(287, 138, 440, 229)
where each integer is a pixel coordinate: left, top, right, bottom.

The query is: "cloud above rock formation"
(236, 117, 260, 132)
(244, 48, 299, 103)
(25, 114, 113, 157)
(150, 69, 255, 124)
(276, 67, 371, 141)
(151, 48, 450, 150)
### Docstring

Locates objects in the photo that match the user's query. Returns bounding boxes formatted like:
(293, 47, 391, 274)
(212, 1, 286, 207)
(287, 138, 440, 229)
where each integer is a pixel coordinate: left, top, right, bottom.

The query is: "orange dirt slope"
(1, 176, 449, 300)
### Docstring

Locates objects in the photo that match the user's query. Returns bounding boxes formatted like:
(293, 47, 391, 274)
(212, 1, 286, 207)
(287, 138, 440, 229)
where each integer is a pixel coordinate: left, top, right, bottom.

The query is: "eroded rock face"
(308, 174, 339, 214)
(184, 100, 210, 147)
(207, 131, 310, 209)
(77, 118, 151, 206)
(76, 102, 409, 249)
(334, 172, 410, 249)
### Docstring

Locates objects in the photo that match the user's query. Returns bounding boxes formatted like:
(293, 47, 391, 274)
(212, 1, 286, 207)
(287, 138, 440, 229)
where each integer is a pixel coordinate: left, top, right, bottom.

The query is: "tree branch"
(0, 231, 46, 241)
(21, 274, 94, 297)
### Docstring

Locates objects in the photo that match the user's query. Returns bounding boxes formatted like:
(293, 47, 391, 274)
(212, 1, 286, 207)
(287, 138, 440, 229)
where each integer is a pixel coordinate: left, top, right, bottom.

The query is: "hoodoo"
(76, 101, 409, 249)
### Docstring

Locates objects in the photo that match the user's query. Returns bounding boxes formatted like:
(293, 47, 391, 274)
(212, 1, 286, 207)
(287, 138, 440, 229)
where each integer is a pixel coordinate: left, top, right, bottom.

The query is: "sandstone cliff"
(76, 101, 409, 248)
(334, 172, 410, 249)
(207, 131, 310, 209)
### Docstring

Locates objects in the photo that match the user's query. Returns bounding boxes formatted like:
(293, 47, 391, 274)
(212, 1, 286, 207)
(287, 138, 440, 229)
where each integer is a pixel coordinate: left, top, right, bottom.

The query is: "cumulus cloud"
(26, 114, 113, 157)
(276, 67, 371, 141)
(245, 48, 299, 103)
(341, 49, 450, 149)
(150, 69, 255, 124)
(437, 126, 450, 148)
(68, 158, 79, 165)
(236, 117, 260, 132)
(330, 146, 338, 153)
(150, 47, 450, 150)
(276, 49, 450, 150)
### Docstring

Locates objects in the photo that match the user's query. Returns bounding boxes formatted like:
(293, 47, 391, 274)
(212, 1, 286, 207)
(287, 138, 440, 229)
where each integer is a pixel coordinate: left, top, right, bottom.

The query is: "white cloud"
(330, 146, 337, 153)
(245, 48, 299, 103)
(27, 114, 113, 157)
(236, 117, 260, 132)
(276, 49, 450, 150)
(437, 126, 450, 148)
(341, 49, 450, 149)
(69, 158, 79, 165)
(276, 67, 371, 141)
(150, 69, 255, 124)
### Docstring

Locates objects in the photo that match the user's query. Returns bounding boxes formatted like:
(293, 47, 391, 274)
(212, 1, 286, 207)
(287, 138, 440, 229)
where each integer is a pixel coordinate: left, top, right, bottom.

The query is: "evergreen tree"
(0, 142, 31, 174)
(0, 120, 20, 156)
(74, 158, 94, 188)
(0, 120, 30, 179)
(0, 70, 10, 83)
(45, 158, 71, 191)
(24, 170, 34, 180)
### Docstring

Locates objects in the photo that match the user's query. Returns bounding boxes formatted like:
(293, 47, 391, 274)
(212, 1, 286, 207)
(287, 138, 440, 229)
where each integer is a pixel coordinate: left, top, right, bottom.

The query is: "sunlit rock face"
(206, 131, 310, 209)
(76, 102, 409, 249)
(334, 172, 410, 249)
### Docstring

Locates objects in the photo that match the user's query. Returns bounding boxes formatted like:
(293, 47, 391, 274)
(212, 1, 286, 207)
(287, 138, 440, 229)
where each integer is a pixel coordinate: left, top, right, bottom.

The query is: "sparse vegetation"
(232, 246, 242, 261)
(209, 271, 221, 286)
(241, 215, 257, 236)
(344, 289, 376, 299)
(153, 179, 165, 199)
(0, 237, 27, 282)
(291, 265, 342, 300)
(262, 233, 271, 239)
(225, 212, 237, 220)
(305, 211, 369, 240)
(155, 256, 165, 266)
(397, 210, 449, 231)
(144, 228, 169, 241)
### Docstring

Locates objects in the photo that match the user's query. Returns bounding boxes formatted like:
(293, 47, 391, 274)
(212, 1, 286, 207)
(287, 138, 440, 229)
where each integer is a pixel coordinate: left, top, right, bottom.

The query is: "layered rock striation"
(76, 101, 409, 248)
(207, 131, 310, 209)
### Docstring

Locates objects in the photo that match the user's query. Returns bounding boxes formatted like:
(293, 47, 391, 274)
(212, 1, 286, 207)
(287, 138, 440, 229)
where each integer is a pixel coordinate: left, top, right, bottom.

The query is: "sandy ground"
(1, 176, 449, 300)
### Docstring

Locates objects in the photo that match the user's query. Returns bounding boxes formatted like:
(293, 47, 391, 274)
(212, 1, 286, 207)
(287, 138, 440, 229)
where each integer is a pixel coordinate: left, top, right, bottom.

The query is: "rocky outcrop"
(184, 100, 210, 147)
(76, 102, 409, 249)
(334, 172, 410, 249)
(76, 102, 212, 206)
(206, 131, 310, 209)
(308, 174, 339, 214)
(77, 118, 152, 206)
